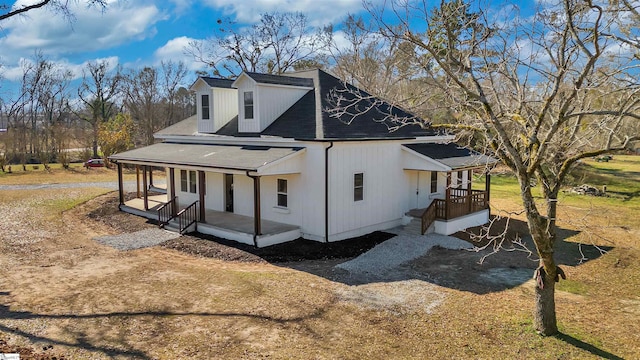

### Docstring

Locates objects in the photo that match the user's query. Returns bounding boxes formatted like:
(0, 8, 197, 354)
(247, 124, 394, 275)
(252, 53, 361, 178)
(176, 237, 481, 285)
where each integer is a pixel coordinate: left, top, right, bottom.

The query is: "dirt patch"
(81, 191, 157, 233)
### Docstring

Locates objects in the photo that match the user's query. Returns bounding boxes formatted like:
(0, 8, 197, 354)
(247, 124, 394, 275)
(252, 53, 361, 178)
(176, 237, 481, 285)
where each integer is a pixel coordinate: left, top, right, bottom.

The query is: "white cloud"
(2, 56, 119, 82)
(0, 0, 165, 64)
(153, 36, 206, 71)
(202, 0, 365, 25)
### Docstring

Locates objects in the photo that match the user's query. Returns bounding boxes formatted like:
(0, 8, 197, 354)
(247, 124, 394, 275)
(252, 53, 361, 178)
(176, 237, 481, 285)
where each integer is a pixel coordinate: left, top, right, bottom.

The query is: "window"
(244, 91, 254, 119)
(189, 170, 197, 193)
(277, 179, 288, 208)
(180, 170, 188, 192)
(201, 94, 210, 120)
(354, 173, 364, 201)
(430, 172, 438, 193)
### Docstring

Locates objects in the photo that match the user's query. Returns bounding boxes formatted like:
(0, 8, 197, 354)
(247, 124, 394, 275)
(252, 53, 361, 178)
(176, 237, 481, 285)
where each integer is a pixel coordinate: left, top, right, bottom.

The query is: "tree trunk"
(534, 262, 558, 335)
(519, 174, 559, 336)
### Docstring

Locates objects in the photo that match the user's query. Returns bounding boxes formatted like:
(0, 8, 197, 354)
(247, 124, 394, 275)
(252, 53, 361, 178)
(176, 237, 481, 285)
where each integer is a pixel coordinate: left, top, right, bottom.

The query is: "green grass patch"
(556, 279, 589, 295)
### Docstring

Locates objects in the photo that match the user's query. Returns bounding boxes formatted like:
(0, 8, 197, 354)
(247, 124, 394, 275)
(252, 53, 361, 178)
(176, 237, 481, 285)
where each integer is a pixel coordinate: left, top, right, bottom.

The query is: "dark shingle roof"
(201, 77, 235, 88)
(403, 143, 498, 169)
(316, 70, 434, 139)
(213, 69, 435, 140)
(245, 72, 314, 87)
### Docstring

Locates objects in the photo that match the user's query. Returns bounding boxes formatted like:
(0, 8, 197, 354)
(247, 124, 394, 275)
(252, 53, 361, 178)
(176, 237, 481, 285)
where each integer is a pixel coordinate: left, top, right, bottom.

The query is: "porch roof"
(110, 142, 305, 174)
(402, 143, 498, 171)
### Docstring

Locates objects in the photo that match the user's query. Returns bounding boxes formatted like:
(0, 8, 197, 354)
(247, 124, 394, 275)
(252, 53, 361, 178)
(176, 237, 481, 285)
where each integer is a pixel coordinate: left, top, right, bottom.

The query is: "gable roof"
(218, 69, 436, 140)
(201, 77, 235, 88)
(403, 143, 498, 170)
(243, 72, 314, 87)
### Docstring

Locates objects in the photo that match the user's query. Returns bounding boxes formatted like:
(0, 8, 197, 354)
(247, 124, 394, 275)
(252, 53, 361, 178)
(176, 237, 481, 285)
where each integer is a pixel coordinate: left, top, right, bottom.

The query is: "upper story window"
(244, 91, 254, 119)
(277, 179, 288, 208)
(201, 94, 210, 120)
(354, 173, 364, 201)
(430, 171, 438, 193)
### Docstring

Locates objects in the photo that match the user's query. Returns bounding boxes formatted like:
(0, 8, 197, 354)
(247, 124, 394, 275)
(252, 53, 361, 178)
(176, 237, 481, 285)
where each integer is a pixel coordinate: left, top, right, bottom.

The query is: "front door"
(224, 173, 234, 212)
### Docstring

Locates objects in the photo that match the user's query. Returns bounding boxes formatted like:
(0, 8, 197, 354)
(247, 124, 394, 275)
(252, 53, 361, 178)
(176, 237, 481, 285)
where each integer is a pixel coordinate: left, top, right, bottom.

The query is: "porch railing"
(177, 200, 199, 234)
(157, 196, 177, 228)
(421, 201, 437, 235)
(433, 189, 489, 221)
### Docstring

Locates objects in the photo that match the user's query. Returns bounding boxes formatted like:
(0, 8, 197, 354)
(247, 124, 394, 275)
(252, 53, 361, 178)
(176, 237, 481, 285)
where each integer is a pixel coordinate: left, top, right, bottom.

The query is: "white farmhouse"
(110, 69, 496, 247)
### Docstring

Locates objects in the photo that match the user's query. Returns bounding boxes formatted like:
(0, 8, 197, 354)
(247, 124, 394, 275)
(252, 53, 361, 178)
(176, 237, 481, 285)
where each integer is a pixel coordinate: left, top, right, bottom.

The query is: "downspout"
(325, 141, 334, 243)
(246, 170, 261, 247)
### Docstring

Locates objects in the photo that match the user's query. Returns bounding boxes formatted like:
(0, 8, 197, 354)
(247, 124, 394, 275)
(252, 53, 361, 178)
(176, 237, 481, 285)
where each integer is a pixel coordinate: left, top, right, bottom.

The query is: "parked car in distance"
(84, 158, 105, 168)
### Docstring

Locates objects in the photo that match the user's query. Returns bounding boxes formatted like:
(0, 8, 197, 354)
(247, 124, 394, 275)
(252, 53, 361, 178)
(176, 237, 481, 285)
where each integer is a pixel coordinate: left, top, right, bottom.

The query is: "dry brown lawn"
(1, 157, 639, 359)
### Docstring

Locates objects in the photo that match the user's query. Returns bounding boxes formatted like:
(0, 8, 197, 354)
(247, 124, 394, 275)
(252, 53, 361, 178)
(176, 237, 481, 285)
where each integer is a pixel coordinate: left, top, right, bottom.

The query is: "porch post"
(445, 172, 451, 219)
(198, 170, 206, 222)
(253, 176, 262, 236)
(136, 165, 141, 198)
(485, 171, 491, 207)
(149, 166, 154, 188)
(169, 168, 176, 216)
(117, 162, 124, 206)
(467, 169, 473, 213)
(142, 165, 148, 211)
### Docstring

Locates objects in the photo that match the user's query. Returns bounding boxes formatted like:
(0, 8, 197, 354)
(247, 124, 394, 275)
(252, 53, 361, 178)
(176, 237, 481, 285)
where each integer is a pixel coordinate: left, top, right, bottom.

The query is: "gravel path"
(335, 226, 473, 275)
(0, 180, 164, 192)
(93, 228, 180, 250)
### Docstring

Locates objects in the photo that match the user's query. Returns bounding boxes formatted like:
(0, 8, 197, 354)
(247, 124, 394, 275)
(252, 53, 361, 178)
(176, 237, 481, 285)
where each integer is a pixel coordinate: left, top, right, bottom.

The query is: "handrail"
(421, 201, 438, 235)
(177, 200, 199, 234)
(157, 196, 177, 228)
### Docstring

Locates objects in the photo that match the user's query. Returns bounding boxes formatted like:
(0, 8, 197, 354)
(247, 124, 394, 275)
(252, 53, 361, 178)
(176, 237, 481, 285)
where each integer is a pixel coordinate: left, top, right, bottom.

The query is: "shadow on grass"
(556, 332, 624, 360)
(163, 216, 611, 295)
(0, 291, 328, 360)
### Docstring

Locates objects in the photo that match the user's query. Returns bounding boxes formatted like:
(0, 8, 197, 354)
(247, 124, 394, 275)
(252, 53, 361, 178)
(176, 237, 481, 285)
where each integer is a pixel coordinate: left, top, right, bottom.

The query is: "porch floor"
(122, 198, 299, 236)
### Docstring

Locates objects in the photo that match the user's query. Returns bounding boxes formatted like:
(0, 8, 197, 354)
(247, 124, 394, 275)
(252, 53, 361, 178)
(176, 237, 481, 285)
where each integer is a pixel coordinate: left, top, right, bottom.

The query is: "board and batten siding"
(236, 79, 309, 133)
(211, 87, 237, 133)
(327, 141, 408, 241)
(204, 172, 225, 211)
(256, 85, 309, 132)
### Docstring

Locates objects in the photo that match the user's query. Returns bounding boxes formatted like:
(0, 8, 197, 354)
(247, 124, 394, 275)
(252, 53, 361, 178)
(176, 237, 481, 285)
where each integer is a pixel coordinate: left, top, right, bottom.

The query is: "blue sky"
(0, 0, 375, 93)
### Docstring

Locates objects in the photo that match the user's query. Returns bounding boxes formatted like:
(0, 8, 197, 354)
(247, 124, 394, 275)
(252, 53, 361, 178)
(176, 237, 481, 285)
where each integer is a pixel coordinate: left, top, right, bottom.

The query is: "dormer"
(190, 77, 237, 134)
(232, 72, 314, 133)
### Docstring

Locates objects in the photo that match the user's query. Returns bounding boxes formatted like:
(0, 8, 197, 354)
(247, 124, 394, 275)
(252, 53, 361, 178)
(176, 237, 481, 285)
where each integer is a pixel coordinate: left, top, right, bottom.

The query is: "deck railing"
(433, 189, 489, 221)
(177, 200, 199, 234)
(421, 201, 437, 235)
(157, 196, 177, 228)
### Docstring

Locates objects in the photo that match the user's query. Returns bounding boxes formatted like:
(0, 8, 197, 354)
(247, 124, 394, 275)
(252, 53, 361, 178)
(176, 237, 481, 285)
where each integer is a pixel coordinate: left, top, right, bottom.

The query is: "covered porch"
(110, 142, 306, 247)
(120, 198, 300, 247)
(402, 143, 497, 235)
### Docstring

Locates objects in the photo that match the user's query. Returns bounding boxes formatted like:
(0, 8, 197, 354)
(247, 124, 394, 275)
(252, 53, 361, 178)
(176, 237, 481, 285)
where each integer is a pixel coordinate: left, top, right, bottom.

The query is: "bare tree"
(354, 0, 640, 335)
(77, 59, 122, 158)
(0, 0, 107, 22)
(160, 60, 188, 127)
(188, 12, 332, 77)
(124, 66, 161, 146)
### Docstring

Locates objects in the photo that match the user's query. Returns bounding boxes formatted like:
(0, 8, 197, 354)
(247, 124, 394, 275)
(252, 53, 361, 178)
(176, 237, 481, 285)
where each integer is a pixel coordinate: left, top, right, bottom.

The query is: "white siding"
(256, 85, 308, 131)
(327, 142, 408, 240)
(205, 172, 225, 211)
(259, 174, 302, 227)
(211, 87, 238, 133)
(235, 75, 309, 133)
(196, 89, 214, 133)
(234, 175, 254, 217)
(236, 81, 260, 133)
